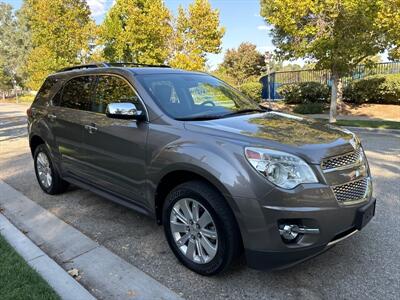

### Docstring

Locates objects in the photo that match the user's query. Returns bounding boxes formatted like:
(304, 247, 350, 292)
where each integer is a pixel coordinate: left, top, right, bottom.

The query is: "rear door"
(81, 74, 149, 205)
(48, 75, 95, 175)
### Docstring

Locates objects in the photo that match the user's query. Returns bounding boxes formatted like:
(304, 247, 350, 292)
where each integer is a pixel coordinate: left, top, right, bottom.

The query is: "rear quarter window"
(34, 77, 59, 106)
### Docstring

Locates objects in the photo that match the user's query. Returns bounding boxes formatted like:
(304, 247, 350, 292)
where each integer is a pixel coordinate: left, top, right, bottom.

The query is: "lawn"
(0, 234, 59, 300)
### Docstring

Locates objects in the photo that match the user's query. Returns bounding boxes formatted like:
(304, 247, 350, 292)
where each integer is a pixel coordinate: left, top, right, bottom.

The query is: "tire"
(163, 180, 242, 275)
(33, 144, 68, 195)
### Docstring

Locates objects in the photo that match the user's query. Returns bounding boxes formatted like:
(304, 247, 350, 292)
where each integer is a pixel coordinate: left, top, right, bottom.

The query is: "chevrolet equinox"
(27, 63, 376, 275)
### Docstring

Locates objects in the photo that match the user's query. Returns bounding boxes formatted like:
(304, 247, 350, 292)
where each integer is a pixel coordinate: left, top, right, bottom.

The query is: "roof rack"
(56, 62, 171, 73)
(57, 63, 109, 73)
(106, 62, 171, 68)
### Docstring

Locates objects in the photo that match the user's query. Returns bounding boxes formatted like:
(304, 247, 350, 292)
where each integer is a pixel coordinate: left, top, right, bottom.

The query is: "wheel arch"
(29, 134, 46, 157)
(154, 167, 240, 226)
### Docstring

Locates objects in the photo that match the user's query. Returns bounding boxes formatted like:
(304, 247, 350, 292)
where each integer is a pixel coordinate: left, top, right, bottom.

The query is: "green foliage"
(24, 0, 94, 90)
(260, 0, 390, 77)
(0, 235, 60, 299)
(277, 82, 330, 104)
(238, 81, 263, 102)
(169, 0, 225, 70)
(377, 0, 400, 60)
(100, 0, 172, 64)
(260, 0, 400, 121)
(0, 2, 30, 89)
(293, 102, 326, 114)
(344, 74, 400, 104)
(220, 43, 265, 85)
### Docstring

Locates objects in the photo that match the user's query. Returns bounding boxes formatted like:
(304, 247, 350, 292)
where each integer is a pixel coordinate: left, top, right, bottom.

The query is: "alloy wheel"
(170, 198, 218, 264)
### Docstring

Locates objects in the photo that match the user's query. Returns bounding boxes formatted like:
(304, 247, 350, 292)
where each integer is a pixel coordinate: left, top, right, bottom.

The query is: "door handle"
(84, 124, 98, 134)
(47, 113, 57, 121)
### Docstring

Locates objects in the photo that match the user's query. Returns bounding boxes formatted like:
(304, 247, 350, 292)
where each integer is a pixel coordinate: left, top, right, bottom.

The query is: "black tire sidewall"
(163, 182, 236, 275)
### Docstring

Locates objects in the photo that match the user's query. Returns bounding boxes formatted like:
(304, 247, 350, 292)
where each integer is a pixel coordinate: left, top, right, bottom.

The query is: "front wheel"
(163, 181, 241, 275)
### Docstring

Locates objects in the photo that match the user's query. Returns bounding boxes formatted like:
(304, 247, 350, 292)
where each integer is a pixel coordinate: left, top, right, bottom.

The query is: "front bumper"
(244, 198, 376, 270)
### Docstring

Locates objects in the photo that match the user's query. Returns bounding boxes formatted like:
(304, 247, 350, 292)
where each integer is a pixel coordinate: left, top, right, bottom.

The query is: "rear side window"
(34, 77, 59, 105)
(91, 75, 143, 114)
(60, 76, 94, 111)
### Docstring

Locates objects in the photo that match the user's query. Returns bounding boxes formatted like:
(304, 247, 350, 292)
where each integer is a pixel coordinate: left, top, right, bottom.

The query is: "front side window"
(60, 76, 94, 111)
(91, 75, 142, 114)
(137, 74, 260, 120)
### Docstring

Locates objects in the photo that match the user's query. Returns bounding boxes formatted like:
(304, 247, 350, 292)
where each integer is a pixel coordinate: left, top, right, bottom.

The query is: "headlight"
(245, 147, 318, 189)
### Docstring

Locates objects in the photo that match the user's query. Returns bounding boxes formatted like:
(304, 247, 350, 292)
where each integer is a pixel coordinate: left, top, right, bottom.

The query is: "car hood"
(184, 111, 357, 164)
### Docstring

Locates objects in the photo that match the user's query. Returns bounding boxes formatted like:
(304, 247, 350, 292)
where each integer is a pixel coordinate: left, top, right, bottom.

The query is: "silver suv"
(27, 63, 376, 275)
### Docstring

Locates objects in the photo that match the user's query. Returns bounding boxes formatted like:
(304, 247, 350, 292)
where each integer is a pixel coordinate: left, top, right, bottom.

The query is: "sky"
(3, 0, 275, 69)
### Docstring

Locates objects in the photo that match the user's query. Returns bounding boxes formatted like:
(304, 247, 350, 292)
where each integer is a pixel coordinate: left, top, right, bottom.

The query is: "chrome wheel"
(36, 152, 52, 189)
(170, 198, 218, 264)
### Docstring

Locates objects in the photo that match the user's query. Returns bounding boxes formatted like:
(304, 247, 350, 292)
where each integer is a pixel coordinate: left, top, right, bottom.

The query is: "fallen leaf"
(127, 290, 136, 297)
(68, 268, 79, 278)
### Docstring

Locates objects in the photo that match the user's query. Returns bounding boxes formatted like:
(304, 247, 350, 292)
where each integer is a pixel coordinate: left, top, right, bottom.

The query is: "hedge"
(277, 82, 330, 104)
(238, 81, 263, 103)
(343, 74, 400, 105)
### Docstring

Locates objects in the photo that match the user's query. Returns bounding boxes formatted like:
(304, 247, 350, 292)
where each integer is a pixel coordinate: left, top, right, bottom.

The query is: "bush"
(238, 81, 263, 102)
(344, 74, 400, 105)
(293, 102, 326, 114)
(277, 82, 330, 104)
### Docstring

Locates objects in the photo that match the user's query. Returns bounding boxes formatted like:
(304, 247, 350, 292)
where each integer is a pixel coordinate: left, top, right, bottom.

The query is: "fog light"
(279, 224, 320, 241)
(279, 224, 300, 241)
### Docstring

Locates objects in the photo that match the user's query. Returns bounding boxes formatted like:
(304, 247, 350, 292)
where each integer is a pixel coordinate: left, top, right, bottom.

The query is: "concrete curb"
(0, 180, 183, 300)
(0, 214, 96, 300)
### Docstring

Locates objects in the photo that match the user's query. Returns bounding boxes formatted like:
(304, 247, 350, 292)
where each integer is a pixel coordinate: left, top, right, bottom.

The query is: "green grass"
(318, 119, 400, 130)
(0, 234, 60, 300)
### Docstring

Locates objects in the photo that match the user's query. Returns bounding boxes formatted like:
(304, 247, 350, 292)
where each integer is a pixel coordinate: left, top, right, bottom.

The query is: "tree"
(24, 0, 94, 90)
(0, 2, 14, 92)
(100, 0, 172, 64)
(0, 2, 29, 92)
(169, 0, 225, 70)
(260, 0, 397, 122)
(220, 43, 266, 85)
(377, 0, 400, 60)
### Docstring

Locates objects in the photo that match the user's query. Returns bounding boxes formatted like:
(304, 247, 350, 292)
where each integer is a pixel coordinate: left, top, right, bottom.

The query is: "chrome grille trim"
(331, 177, 370, 205)
(321, 147, 362, 171)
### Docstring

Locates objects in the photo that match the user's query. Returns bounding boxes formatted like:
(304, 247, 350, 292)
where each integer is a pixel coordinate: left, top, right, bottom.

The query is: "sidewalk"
(307, 113, 399, 122)
(0, 214, 95, 300)
(0, 180, 183, 300)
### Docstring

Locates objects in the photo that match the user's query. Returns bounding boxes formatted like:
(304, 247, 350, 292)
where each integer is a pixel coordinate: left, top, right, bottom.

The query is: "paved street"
(0, 102, 399, 300)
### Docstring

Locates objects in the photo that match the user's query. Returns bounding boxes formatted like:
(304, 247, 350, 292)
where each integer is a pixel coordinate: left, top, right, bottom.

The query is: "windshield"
(137, 73, 262, 120)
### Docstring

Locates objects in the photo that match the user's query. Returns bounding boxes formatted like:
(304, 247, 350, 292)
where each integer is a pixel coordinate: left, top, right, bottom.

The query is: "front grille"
(332, 177, 369, 203)
(322, 147, 362, 170)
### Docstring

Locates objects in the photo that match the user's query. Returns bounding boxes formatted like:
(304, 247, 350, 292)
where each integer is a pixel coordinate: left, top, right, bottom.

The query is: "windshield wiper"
(176, 107, 271, 121)
(219, 108, 270, 118)
(175, 115, 223, 121)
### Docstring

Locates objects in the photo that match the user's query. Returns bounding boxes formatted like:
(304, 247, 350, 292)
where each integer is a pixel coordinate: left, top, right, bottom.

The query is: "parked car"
(27, 63, 376, 275)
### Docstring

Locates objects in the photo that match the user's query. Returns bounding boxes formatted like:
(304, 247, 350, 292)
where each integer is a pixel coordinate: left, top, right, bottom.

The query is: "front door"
(81, 74, 148, 205)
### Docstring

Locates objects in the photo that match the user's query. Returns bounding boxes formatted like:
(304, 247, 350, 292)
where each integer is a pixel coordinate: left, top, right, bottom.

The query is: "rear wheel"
(163, 180, 241, 275)
(34, 144, 68, 195)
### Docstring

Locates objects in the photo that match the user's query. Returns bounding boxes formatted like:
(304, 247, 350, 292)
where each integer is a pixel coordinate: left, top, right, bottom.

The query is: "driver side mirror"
(105, 102, 145, 121)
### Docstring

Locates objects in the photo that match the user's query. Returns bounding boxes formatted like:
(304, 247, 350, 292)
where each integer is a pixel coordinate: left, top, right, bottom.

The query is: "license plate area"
(355, 199, 376, 230)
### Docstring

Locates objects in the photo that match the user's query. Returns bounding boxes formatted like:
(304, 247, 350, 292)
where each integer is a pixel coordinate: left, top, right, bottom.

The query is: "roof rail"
(106, 62, 171, 68)
(56, 62, 171, 73)
(56, 63, 109, 73)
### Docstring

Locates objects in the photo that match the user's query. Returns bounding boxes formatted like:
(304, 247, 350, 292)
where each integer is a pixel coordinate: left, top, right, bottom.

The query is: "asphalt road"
(1, 102, 399, 300)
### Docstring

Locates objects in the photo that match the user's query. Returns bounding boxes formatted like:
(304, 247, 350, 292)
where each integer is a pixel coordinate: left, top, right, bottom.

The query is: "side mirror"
(105, 102, 145, 120)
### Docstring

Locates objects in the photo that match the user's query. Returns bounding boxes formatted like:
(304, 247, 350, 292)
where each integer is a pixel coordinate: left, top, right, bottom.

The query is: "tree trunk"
(329, 73, 340, 123)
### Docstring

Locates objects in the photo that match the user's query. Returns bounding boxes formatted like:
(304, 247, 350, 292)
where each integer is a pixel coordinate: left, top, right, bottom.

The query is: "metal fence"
(260, 62, 400, 100)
